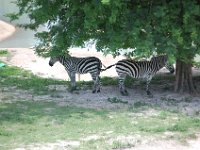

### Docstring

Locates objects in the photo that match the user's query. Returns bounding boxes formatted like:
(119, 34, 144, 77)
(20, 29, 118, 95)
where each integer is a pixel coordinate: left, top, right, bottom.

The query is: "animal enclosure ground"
(1, 49, 200, 150)
(1, 79, 200, 150)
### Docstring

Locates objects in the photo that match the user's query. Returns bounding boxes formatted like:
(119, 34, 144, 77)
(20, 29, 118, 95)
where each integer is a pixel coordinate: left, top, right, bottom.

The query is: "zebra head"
(49, 56, 60, 67)
(165, 63, 175, 74)
(151, 55, 168, 69)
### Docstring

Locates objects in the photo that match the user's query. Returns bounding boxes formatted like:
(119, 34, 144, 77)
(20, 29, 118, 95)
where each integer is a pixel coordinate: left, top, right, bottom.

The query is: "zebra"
(150, 56, 175, 74)
(164, 63, 175, 74)
(102, 55, 169, 96)
(49, 55, 103, 93)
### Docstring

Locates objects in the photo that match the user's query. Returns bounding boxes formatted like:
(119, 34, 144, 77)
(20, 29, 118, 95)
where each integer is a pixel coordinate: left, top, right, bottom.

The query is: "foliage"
(7, 0, 200, 60)
(107, 97, 128, 104)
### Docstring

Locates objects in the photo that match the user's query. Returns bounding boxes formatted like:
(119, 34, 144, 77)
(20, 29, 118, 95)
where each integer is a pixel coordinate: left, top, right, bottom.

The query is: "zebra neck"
(58, 56, 67, 65)
(151, 61, 162, 71)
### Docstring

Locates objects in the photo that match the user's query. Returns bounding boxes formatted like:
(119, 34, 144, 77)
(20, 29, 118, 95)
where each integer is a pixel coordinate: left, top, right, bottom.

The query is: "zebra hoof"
(147, 91, 153, 98)
(69, 86, 77, 93)
(148, 94, 153, 98)
(121, 90, 129, 96)
(92, 89, 100, 93)
(92, 89, 97, 93)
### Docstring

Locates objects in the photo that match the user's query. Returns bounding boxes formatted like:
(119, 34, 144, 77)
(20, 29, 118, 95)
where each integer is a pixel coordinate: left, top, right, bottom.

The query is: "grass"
(0, 61, 176, 95)
(0, 65, 67, 94)
(0, 63, 119, 94)
(0, 62, 200, 149)
(107, 97, 128, 104)
(0, 50, 9, 56)
(0, 101, 200, 149)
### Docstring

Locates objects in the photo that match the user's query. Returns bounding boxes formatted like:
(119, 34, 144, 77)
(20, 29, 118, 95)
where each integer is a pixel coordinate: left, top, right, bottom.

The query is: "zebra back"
(116, 55, 168, 78)
(59, 56, 102, 74)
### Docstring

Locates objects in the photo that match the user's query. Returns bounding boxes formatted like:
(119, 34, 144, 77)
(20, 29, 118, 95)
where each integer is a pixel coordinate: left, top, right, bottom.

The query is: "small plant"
(124, 76, 136, 87)
(107, 97, 128, 104)
(0, 50, 9, 56)
(134, 101, 147, 108)
(101, 76, 118, 86)
(182, 97, 193, 103)
(112, 140, 134, 149)
(160, 97, 177, 105)
(77, 80, 93, 89)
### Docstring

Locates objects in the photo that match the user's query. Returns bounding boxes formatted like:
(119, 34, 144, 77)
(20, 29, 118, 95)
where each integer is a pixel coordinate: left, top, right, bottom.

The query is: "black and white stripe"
(103, 55, 169, 96)
(164, 64, 175, 74)
(49, 56, 102, 93)
(150, 56, 175, 74)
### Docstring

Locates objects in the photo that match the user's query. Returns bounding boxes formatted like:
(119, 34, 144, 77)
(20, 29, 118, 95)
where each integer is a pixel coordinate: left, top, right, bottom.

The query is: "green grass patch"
(0, 101, 200, 149)
(101, 75, 175, 88)
(112, 140, 134, 149)
(0, 50, 9, 56)
(133, 101, 148, 108)
(1, 55, 200, 149)
(0, 65, 67, 94)
(0, 64, 138, 94)
(0, 62, 177, 94)
(101, 76, 137, 87)
(107, 97, 128, 104)
(101, 76, 118, 86)
(0, 64, 115, 94)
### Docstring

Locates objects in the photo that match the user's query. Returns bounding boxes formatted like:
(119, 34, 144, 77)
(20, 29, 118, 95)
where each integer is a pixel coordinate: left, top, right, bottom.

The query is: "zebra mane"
(150, 55, 167, 61)
(125, 58, 149, 63)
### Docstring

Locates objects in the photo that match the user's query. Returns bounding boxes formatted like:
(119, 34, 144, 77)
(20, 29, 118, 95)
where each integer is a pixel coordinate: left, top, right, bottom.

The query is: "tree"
(8, 0, 200, 94)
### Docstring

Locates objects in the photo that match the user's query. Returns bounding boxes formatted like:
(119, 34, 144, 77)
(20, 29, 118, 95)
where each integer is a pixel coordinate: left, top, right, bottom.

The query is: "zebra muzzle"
(49, 62, 53, 67)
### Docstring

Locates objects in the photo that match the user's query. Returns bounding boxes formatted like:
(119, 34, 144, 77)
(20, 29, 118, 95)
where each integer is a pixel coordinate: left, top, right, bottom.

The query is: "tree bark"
(175, 59, 197, 95)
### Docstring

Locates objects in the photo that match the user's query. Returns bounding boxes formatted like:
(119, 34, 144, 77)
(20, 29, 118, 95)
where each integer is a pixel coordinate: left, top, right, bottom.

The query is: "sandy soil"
(0, 20, 16, 42)
(1, 20, 200, 150)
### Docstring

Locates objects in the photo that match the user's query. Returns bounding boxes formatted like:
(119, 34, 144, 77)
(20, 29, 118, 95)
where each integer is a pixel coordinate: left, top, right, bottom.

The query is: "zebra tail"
(101, 64, 116, 72)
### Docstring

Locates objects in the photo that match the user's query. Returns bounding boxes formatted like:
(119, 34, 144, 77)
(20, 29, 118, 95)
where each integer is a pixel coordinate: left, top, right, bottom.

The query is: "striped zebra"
(163, 63, 175, 74)
(103, 55, 169, 96)
(49, 55, 102, 93)
(150, 56, 175, 74)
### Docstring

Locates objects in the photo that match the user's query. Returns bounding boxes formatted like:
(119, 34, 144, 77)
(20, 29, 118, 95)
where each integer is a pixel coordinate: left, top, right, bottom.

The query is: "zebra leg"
(118, 74, 128, 96)
(91, 73, 100, 93)
(146, 76, 153, 97)
(96, 76, 101, 93)
(68, 72, 76, 92)
(96, 71, 101, 93)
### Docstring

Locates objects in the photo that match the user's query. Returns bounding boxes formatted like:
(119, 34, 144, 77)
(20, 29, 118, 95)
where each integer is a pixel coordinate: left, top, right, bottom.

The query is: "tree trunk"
(175, 59, 197, 95)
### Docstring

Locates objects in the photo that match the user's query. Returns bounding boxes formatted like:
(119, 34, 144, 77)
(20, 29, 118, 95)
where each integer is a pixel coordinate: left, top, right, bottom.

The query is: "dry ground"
(0, 20, 16, 42)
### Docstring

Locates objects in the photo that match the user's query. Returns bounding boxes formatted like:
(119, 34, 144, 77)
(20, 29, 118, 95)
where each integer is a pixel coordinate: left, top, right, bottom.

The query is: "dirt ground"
(1, 48, 200, 114)
(0, 20, 16, 42)
(1, 21, 200, 150)
(1, 48, 200, 150)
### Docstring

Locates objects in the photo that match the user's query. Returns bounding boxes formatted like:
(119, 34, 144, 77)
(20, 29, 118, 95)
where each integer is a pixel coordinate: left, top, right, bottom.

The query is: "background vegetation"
(7, 0, 200, 94)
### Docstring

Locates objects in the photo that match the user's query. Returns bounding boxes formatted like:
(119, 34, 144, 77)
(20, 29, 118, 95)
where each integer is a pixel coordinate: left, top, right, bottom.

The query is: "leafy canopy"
(8, 0, 200, 60)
